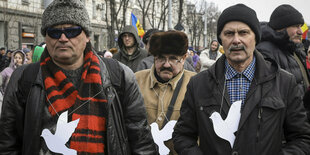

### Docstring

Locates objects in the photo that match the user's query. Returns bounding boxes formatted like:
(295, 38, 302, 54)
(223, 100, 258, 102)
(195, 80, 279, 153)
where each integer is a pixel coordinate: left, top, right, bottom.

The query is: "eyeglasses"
(155, 56, 183, 65)
(46, 26, 82, 39)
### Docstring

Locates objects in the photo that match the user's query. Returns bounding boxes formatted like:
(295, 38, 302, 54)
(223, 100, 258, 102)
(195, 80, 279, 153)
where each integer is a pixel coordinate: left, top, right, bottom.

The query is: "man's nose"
(163, 59, 172, 67)
(59, 33, 69, 41)
(232, 34, 241, 45)
(297, 26, 303, 35)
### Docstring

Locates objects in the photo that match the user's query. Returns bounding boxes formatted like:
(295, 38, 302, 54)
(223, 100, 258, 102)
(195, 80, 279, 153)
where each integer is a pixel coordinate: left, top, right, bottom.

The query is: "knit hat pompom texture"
(217, 4, 261, 45)
(41, 0, 91, 36)
(269, 4, 304, 30)
(149, 31, 188, 56)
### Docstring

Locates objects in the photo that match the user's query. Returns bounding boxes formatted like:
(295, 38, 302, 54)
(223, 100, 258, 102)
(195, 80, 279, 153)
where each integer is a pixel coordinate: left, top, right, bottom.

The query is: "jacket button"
(232, 151, 238, 155)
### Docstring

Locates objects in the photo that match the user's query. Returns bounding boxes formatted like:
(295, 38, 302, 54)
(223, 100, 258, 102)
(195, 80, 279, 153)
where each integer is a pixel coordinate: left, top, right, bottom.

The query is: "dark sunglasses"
(46, 26, 82, 39)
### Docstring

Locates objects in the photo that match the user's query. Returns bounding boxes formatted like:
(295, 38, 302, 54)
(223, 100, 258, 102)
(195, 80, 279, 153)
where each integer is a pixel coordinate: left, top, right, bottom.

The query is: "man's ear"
(182, 53, 188, 60)
(185, 53, 189, 58)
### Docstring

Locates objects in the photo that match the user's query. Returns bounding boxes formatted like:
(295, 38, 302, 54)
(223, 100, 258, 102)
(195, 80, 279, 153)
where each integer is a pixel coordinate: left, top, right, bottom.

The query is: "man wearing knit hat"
(0, 0, 158, 154)
(135, 31, 196, 154)
(257, 4, 310, 96)
(173, 4, 310, 155)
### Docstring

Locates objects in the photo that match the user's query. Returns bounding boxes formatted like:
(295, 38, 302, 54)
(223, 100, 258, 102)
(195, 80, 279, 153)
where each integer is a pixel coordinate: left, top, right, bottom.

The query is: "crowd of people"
(0, 0, 310, 154)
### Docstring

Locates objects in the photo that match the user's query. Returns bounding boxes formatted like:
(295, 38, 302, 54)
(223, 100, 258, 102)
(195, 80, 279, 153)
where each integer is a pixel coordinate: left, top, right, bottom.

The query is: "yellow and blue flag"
(131, 13, 145, 37)
(302, 23, 308, 40)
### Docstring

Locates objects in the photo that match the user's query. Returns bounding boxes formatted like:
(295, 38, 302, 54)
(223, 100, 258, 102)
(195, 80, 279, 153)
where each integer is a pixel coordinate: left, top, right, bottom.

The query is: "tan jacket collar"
(149, 65, 185, 90)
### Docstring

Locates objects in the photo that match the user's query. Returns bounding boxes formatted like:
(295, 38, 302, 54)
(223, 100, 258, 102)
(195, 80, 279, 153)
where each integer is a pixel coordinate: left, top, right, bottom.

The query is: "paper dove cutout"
(41, 111, 80, 155)
(209, 100, 242, 148)
(150, 120, 177, 155)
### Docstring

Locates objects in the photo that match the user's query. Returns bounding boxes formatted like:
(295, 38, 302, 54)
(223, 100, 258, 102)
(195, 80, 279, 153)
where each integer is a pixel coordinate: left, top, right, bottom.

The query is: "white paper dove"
(209, 100, 242, 148)
(41, 110, 80, 155)
(150, 120, 177, 155)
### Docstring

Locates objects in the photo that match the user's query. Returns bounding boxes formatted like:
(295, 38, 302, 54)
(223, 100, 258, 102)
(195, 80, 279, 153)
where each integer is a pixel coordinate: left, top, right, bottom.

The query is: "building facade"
(0, 0, 188, 51)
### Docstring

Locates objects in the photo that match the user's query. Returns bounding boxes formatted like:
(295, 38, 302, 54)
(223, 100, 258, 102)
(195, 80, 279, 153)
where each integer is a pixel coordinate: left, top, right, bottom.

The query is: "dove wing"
(57, 118, 80, 143)
(56, 111, 68, 128)
(160, 120, 177, 141)
(225, 100, 242, 132)
(55, 111, 80, 143)
(210, 112, 235, 148)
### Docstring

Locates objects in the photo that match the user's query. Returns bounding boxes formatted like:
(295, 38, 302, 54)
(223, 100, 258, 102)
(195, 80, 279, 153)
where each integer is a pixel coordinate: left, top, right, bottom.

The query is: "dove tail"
(63, 148, 77, 155)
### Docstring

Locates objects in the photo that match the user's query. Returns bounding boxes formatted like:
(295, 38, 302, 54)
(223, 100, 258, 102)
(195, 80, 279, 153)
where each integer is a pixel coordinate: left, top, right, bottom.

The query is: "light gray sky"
(190, 0, 310, 24)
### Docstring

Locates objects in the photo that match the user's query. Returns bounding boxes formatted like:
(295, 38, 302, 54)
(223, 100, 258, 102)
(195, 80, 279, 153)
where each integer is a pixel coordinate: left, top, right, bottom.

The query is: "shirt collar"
(225, 56, 256, 81)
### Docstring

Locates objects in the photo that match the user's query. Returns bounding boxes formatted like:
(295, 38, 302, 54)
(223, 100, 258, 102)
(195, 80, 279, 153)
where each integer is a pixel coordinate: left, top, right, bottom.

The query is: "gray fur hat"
(41, 0, 91, 36)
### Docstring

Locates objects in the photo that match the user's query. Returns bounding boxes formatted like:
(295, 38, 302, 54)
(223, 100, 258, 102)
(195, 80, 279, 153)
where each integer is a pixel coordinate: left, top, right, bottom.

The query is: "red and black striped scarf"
(40, 49, 107, 154)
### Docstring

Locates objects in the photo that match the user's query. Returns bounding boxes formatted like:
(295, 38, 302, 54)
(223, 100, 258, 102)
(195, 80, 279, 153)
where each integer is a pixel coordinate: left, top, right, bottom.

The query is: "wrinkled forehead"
(222, 21, 252, 32)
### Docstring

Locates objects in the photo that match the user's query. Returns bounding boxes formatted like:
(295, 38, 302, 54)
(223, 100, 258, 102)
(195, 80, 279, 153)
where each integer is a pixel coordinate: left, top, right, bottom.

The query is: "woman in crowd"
(0, 50, 26, 94)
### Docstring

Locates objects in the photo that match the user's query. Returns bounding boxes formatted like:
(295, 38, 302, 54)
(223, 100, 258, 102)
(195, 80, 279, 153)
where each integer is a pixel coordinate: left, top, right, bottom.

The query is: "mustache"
(160, 67, 173, 72)
(228, 45, 245, 52)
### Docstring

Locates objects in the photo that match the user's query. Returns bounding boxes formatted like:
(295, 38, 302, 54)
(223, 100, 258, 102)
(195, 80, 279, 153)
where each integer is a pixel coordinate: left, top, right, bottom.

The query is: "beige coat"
(135, 65, 196, 128)
(135, 65, 195, 154)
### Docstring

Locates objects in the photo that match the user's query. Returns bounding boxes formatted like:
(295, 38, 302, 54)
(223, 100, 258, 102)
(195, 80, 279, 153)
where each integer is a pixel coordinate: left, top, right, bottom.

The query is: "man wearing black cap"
(173, 4, 310, 155)
(257, 4, 310, 95)
(0, 0, 158, 154)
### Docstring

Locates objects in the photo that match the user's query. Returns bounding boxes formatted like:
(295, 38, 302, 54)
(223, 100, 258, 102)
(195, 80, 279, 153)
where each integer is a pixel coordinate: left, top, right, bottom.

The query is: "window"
(0, 21, 5, 48)
(92, 0, 96, 19)
(22, 0, 30, 5)
(101, 3, 105, 21)
(42, 0, 53, 9)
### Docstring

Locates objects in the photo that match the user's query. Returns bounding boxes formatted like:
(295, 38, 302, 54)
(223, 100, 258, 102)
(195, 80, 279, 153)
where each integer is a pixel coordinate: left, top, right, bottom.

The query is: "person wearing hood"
(199, 40, 222, 72)
(23, 48, 32, 64)
(0, 50, 26, 94)
(113, 25, 148, 72)
(256, 4, 310, 95)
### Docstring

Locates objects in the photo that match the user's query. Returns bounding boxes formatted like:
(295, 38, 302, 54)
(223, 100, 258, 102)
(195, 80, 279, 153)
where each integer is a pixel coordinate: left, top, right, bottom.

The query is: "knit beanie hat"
(269, 4, 304, 30)
(217, 4, 261, 45)
(41, 0, 91, 36)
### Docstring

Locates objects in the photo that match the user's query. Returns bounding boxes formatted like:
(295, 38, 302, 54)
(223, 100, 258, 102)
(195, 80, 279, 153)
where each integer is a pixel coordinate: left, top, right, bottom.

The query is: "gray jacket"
(113, 25, 148, 72)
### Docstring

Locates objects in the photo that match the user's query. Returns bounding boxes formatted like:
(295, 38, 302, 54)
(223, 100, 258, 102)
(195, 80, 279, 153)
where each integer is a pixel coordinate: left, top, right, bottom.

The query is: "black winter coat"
(173, 51, 310, 155)
(0, 54, 158, 155)
(256, 23, 310, 94)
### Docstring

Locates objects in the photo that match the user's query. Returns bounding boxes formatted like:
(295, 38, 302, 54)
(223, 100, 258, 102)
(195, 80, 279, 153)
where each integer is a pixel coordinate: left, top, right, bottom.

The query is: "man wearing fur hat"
(113, 25, 148, 72)
(0, 0, 158, 154)
(173, 4, 310, 155)
(136, 29, 195, 72)
(135, 31, 196, 154)
(257, 4, 310, 95)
